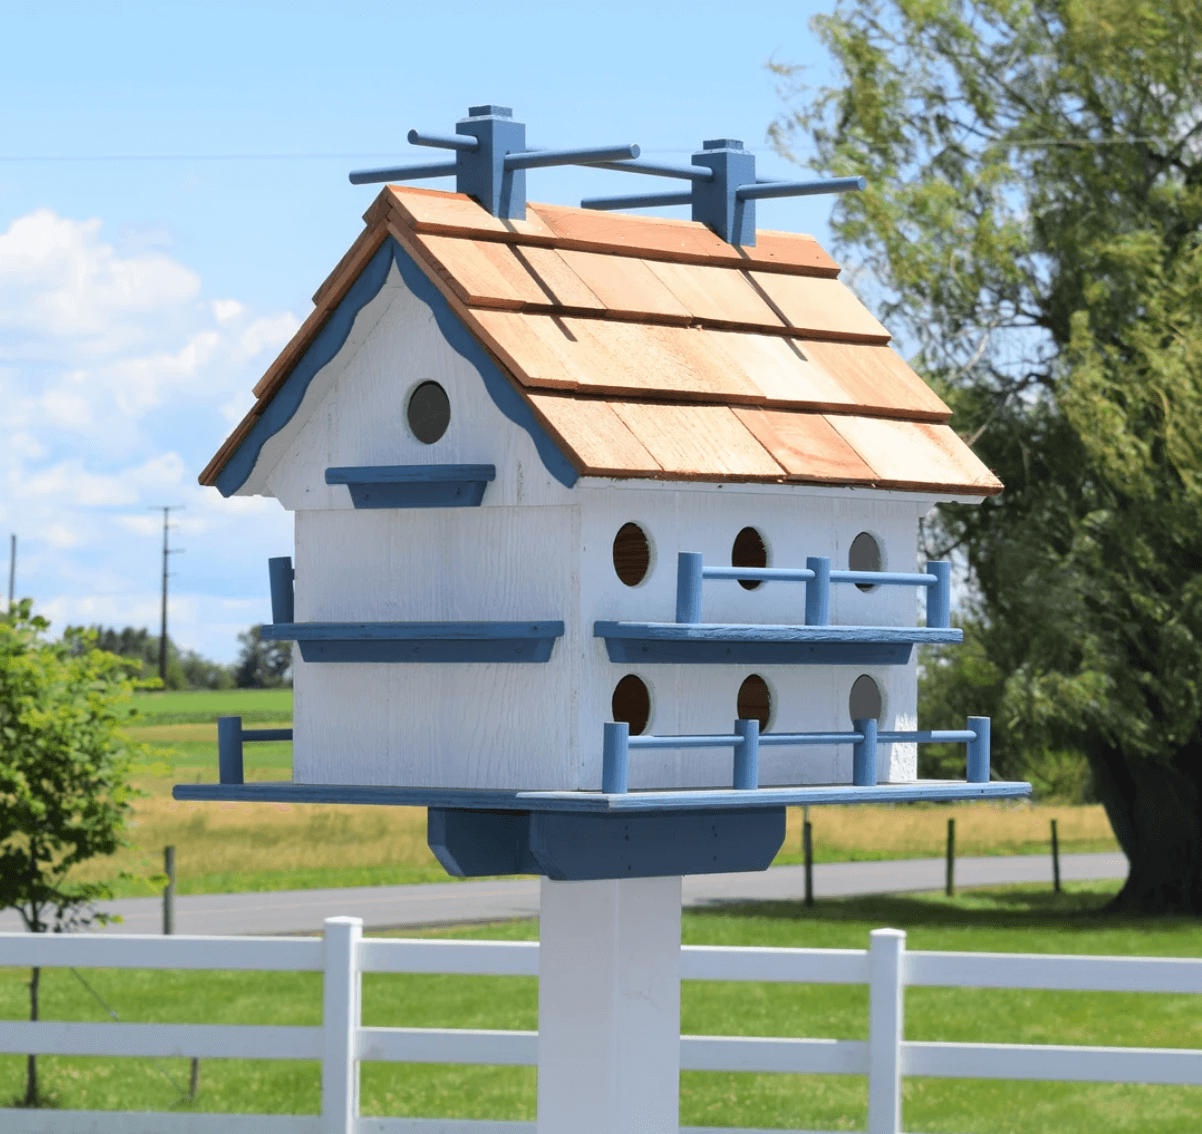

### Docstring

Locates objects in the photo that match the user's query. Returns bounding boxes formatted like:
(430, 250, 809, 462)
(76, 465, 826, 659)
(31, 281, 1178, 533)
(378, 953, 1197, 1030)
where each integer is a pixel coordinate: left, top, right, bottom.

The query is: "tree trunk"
(23, 965, 39, 1107)
(1089, 741, 1202, 913)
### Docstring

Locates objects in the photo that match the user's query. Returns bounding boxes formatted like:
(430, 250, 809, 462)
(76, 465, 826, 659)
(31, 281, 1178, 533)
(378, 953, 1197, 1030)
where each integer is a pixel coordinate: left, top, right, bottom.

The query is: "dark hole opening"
(732, 526, 768, 590)
(737, 674, 771, 730)
(612, 674, 651, 736)
(849, 674, 882, 722)
(612, 523, 651, 587)
(849, 532, 882, 592)
(407, 381, 451, 445)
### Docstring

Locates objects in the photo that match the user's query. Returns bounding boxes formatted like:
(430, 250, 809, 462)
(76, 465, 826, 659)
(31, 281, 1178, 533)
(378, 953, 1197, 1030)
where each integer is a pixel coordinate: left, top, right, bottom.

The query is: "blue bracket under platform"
(595, 622, 963, 665)
(260, 621, 564, 663)
(325, 464, 496, 509)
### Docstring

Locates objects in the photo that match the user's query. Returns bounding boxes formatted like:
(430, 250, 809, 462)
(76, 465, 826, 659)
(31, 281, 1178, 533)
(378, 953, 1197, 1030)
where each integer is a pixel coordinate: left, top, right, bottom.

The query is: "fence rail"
(2, 921, 1200, 1134)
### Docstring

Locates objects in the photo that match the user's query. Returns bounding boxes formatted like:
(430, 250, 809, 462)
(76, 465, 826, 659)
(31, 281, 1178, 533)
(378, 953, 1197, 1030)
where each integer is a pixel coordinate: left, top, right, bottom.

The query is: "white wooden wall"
(242, 264, 956, 792)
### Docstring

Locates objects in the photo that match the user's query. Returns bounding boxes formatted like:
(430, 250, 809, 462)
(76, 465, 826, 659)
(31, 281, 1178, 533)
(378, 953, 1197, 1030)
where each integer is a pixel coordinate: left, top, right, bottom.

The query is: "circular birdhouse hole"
(737, 673, 772, 730)
(849, 531, 882, 592)
(848, 674, 883, 722)
(731, 526, 768, 590)
(612, 523, 651, 587)
(407, 381, 451, 444)
(612, 674, 651, 736)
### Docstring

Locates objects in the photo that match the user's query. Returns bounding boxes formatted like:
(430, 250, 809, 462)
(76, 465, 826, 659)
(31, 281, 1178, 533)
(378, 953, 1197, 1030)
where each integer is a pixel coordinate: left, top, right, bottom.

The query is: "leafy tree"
(233, 625, 293, 689)
(774, 0, 1202, 910)
(90, 625, 234, 691)
(0, 602, 141, 1105)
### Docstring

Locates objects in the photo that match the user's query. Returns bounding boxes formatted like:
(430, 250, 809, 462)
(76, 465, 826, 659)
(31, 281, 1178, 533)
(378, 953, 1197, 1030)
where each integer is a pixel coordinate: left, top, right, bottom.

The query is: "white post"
(322, 916, 362, 1134)
(867, 928, 905, 1134)
(537, 876, 682, 1134)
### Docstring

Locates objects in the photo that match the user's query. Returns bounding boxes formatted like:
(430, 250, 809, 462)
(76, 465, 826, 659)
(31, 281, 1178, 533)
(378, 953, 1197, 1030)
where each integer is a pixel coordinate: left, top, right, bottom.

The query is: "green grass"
(131, 688, 292, 725)
(3, 883, 1202, 1131)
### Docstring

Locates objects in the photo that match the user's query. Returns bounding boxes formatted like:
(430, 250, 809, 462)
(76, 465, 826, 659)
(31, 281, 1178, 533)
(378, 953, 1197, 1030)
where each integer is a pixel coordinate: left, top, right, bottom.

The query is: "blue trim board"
(325, 464, 496, 508)
(428, 806, 786, 880)
(173, 778, 1032, 812)
(595, 622, 963, 665)
(261, 620, 564, 663)
(215, 238, 578, 497)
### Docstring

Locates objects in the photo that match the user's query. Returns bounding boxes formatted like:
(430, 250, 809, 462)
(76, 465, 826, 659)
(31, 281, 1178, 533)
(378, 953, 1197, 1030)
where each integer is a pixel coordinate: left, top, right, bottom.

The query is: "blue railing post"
(852, 717, 878, 787)
(676, 552, 704, 624)
(966, 716, 991, 783)
(268, 556, 295, 624)
(217, 716, 244, 785)
(602, 722, 630, 795)
(805, 556, 831, 626)
(733, 718, 760, 790)
(926, 561, 951, 629)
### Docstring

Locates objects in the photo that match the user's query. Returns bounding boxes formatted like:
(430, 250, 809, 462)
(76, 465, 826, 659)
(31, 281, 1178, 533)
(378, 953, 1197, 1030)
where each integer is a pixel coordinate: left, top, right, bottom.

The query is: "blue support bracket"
(268, 556, 295, 624)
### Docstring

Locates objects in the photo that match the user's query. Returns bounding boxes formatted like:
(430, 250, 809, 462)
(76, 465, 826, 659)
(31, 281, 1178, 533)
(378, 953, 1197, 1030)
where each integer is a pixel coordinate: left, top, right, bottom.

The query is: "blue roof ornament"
(348, 106, 865, 245)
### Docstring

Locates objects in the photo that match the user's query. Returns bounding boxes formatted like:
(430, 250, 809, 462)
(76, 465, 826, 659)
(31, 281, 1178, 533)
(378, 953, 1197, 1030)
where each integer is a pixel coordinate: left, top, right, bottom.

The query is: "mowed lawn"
(74, 688, 1122, 897)
(2, 884, 1200, 1132)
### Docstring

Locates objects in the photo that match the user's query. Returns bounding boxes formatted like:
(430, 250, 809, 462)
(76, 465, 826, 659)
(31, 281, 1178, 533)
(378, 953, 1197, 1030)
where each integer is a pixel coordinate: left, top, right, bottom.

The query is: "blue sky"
(1, 0, 842, 661)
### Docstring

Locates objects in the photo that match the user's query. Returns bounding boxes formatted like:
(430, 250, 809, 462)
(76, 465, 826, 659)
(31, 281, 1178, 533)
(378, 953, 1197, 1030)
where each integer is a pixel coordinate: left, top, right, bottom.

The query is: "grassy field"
(2, 882, 1200, 1132)
(71, 689, 1121, 897)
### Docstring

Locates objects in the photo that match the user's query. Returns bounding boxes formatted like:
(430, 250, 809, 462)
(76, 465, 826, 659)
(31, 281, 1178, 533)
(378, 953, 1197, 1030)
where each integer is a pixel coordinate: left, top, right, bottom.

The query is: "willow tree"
(773, 0, 1202, 910)
(0, 602, 139, 1106)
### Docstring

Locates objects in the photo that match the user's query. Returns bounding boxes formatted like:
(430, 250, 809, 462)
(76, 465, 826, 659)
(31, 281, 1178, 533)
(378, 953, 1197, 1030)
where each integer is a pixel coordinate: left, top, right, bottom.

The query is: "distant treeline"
(89, 625, 292, 690)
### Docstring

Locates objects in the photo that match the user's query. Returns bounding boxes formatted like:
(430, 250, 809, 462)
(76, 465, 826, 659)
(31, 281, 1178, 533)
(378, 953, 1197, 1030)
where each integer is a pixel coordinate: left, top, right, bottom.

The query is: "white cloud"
(1, 207, 300, 661)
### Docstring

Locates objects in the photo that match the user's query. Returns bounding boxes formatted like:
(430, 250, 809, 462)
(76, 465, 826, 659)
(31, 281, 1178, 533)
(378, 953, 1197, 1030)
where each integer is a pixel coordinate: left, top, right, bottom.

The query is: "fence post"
(162, 846, 175, 936)
(945, 818, 955, 897)
(803, 806, 814, 908)
(1051, 818, 1061, 894)
(868, 928, 905, 1134)
(217, 716, 244, 785)
(322, 916, 362, 1134)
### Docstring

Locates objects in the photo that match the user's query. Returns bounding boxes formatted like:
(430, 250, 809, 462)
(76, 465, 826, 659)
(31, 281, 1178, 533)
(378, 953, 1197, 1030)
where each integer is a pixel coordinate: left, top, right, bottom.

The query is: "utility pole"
(151, 507, 184, 686)
(6, 534, 14, 615)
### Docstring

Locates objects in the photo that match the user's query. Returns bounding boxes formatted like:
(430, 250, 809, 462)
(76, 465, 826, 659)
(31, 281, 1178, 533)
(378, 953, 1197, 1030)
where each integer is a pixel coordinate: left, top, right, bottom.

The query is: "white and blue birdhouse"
(177, 106, 1029, 880)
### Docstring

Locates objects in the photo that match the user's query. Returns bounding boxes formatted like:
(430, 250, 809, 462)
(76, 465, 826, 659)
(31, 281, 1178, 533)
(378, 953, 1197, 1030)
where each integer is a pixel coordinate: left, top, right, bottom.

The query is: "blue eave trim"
(173, 779, 1032, 812)
(213, 237, 578, 497)
(261, 620, 564, 663)
(593, 622, 963, 665)
(325, 464, 497, 508)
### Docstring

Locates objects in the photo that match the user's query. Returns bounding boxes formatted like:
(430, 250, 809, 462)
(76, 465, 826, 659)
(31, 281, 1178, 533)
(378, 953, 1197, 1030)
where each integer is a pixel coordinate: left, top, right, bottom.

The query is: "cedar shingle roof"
(201, 186, 1001, 496)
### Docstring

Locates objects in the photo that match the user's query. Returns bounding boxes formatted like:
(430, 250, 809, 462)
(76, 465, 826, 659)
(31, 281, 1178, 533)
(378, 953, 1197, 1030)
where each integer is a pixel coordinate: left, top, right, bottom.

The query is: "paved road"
(0, 852, 1126, 937)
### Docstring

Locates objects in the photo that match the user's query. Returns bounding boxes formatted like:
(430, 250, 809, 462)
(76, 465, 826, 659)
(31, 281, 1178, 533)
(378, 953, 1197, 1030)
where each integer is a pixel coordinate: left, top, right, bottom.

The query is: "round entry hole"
(732, 526, 768, 590)
(613, 523, 651, 587)
(612, 675, 651, 736)
(737, 674, 772, 730)
(849, 532, 882, 592)
(407, 381, 451, 444)
(848, 674, 883, 722)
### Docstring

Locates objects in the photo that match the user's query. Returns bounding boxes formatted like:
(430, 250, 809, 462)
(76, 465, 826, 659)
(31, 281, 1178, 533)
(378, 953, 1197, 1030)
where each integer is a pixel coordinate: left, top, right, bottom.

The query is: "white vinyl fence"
(1, 917, 1201, 1134)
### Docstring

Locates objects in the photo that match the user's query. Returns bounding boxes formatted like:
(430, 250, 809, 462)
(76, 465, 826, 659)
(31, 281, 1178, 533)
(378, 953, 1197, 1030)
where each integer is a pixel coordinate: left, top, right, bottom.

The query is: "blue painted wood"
(217, 716, 244, 785)
(325, 464, 496, 509)
(243, 728, 294, 742)
(829, 569, 938, 587)
(967, 716, 991, 783)
(733, 718, 759, 790)
(261, 620, 564, 664)
(691, 139, 757, 246)
(926, 560, 952, 629)
(581, 191, 693, 211)
(702, 566, 815, 582)
(407, 129, 480, 152)
(268, 556, 294, 624)
(629, 734, 741, 750)
(214, 237, 579, 495)
(736, 176, 866, 201)
(173, 779, 1033, 811)
(348, 160, 458, 185)
(586, 159, 714, 181)
(676, 552, 703, 623)
(595, 621, 961, 665)
(852, 717, 878, 787)
(504, 143, 639, 171)
(429, 806, 787, 880)
(877, 729, 974, 743)
(805, 556, 831, 625)
(602, 721, 630, 795)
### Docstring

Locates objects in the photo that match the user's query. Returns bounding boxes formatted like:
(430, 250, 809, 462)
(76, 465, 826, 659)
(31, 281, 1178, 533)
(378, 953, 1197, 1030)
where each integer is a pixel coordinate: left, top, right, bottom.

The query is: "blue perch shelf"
(261, 621, 564, 663)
